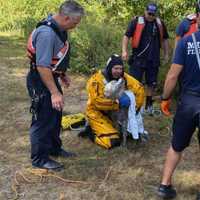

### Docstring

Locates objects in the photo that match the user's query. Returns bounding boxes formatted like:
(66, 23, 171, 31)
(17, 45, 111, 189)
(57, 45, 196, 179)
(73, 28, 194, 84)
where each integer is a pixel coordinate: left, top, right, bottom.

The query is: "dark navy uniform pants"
(172, 92, 200, 152)
(26, 70, 62, 164)
(129, 59, 159, 87)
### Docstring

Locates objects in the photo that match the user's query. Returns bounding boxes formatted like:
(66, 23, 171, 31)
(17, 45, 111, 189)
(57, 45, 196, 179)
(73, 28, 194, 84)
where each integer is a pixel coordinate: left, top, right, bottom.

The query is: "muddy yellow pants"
(86, 110, 120, 149)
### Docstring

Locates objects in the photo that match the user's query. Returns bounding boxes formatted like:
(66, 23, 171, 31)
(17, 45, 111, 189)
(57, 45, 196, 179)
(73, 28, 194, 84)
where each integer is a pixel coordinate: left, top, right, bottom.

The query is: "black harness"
(36, 18, 68, 44)
(29, 17, 70, 73)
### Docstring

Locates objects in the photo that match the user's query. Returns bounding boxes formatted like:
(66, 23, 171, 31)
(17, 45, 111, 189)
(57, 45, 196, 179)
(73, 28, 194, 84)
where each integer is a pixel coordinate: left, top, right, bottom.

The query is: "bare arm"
(37, 66, 59, 94)
(163, 39, 169, 62)
(162, 63, 183, 99)
(122, 35, 129, 61)
(37, 66, 64, 111)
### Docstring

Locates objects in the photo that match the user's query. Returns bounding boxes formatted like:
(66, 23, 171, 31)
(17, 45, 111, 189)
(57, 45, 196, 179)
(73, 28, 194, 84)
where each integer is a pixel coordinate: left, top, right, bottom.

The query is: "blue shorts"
(129, 60, 159, 87)
(171, 93, 200, 152)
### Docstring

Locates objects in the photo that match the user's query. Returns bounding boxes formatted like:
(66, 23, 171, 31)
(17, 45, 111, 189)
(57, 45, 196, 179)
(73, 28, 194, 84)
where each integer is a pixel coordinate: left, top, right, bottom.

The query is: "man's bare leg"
(157, 145, 182, 199)
(161, 146, 182, 185)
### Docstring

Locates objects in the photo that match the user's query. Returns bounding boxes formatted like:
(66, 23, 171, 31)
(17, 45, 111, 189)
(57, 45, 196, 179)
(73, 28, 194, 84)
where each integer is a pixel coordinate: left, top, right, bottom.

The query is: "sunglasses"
(148, 12, 155, 16)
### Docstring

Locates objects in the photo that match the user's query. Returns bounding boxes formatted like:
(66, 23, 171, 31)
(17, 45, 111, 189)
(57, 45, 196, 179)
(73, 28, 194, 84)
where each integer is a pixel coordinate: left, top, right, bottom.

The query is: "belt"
(30, 62, 64, 76)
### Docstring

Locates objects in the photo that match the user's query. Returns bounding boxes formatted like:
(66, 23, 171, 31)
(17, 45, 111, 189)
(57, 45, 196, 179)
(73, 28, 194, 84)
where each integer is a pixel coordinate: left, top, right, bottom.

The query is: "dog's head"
(104, 78, 125, 99)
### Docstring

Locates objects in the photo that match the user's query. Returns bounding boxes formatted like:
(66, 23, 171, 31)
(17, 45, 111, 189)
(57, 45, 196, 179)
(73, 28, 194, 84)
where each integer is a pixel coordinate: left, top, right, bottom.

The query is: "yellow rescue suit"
(86, 70, 145, 149)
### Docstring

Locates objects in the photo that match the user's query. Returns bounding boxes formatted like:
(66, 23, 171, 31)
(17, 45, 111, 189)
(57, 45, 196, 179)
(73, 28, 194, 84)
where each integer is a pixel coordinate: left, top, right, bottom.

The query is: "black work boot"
(78, 125, 93, 137)
(157, 184, 177, 199)
(51, 149, 77, 158)
(145, 96, 153, 109)
(32, 158, 64, 170)
(78, 124, 95, 142)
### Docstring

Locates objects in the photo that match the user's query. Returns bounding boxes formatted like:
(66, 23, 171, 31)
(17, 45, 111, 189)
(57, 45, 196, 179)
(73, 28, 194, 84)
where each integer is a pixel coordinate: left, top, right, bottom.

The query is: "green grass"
(0, 32, 199, 200)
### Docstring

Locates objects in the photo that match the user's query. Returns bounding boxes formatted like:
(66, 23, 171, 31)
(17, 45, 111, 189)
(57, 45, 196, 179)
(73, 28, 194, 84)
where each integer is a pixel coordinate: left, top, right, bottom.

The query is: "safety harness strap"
(36, 19, 67, 44)
(198, 114, 200, 146)
(192, 33, 200, 71)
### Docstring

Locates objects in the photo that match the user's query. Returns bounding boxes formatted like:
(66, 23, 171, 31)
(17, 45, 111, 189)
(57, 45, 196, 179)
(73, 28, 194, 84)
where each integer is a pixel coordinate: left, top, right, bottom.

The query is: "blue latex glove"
(118, 93, 131, 108)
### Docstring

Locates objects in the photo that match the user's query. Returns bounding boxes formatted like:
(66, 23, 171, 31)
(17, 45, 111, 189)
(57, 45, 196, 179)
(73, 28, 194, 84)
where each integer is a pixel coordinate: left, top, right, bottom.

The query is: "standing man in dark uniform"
(157, 28, 200, 199)
(122, 3, 169, 114)
(160, 1, 200, 117)
(26, 1, 84, 170)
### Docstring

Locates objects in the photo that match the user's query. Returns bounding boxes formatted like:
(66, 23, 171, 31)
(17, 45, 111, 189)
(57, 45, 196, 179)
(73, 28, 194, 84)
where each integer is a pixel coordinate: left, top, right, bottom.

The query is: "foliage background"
(0, 2, 199, 199)
(0, 0, 198, 73)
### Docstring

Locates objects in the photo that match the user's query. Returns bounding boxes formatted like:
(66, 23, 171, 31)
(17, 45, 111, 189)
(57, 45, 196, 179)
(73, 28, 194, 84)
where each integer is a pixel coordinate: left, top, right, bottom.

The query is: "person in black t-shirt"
(122, 2, 169, 114)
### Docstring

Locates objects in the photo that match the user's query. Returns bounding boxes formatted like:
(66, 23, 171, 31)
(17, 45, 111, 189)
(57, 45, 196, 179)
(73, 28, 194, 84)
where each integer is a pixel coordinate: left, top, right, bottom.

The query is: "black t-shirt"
(125, 16, 169, 65)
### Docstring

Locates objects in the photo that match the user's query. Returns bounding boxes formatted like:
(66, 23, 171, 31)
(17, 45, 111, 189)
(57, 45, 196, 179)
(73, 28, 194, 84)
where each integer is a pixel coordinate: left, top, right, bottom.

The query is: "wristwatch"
(160, 95, 170, 101)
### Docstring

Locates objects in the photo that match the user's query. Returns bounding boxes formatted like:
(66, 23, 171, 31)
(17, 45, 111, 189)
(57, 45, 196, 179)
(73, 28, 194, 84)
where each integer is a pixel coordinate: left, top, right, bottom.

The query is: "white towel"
(124, 90, 144, 139)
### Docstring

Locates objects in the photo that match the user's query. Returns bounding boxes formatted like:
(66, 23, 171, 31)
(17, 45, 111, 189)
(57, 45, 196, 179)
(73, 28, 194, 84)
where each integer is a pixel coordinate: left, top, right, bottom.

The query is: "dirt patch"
(0, 34, 199, 200)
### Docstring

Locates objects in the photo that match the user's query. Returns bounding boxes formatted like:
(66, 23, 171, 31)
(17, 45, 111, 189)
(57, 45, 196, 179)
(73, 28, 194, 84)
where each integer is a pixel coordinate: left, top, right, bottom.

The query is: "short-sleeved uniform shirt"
(173, 31, 200, 93)
(32, 15, 68, 69)
(125, 16, 169, 66)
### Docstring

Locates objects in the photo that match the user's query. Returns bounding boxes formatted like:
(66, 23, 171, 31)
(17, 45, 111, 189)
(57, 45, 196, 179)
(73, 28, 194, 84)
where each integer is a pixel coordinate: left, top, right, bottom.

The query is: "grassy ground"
(0, 33, 199, 200)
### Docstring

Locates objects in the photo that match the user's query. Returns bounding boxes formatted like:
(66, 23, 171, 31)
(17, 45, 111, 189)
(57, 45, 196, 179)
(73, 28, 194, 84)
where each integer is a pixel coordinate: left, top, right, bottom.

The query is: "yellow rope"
(11, 168, 91, 199)
(59, 192, 65, 200)
(11, 166, 114, 199)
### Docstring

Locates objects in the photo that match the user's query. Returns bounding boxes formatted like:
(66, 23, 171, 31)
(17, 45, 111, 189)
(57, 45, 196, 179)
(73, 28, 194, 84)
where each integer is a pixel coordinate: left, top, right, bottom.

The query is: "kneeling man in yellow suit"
(85, 54, 145, 149)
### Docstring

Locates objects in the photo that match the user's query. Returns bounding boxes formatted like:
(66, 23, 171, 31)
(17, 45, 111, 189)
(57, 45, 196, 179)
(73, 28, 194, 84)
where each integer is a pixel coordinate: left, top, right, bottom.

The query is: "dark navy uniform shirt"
(125, 16, 169, 66)
(173, 31, 200, 93)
